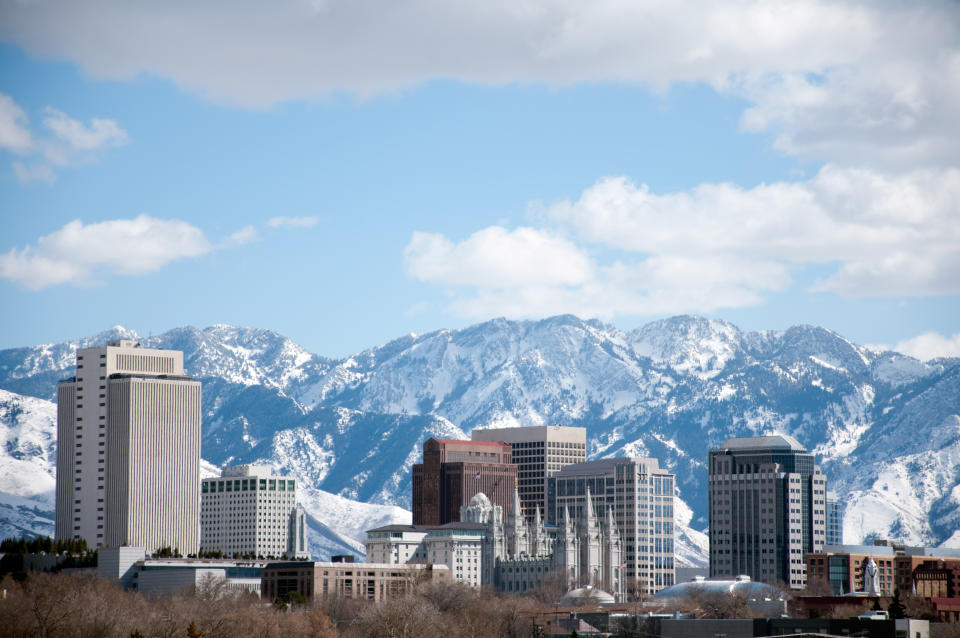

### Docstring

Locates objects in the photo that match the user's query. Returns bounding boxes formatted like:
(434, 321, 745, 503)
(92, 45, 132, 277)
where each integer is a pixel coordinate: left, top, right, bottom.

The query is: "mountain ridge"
(1, 315, 958, 562)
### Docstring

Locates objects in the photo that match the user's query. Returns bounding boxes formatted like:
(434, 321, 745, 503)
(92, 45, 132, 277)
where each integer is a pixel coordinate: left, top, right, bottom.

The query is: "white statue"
(863, 557, 879, 596)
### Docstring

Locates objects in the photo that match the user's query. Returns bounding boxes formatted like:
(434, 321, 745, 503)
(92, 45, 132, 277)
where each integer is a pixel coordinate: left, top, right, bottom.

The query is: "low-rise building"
(364, 522, 485, 586)
(806, 542, 960, 597)
(260, 561, 451, 602)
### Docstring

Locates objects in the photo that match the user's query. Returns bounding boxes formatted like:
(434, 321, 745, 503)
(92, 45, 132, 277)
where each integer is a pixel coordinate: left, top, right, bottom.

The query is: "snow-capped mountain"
(1, 315, 958, 564)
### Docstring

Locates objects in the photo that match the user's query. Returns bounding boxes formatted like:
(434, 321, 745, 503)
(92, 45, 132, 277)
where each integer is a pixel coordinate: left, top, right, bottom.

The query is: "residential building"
(56, 340, 201, 554)
(708, 435, 826, 588)
(260, 561, 451, 602)
(200, 465, 308, 559)
(826, 496, 843, 545)
(411, 438, 516, 525)
(550, 457, 674, 595)
(471, 425, 586, 523)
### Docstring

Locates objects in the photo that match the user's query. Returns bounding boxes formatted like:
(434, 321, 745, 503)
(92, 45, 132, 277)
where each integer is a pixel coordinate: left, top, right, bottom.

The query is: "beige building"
(260, 561, 451, 602)
(201, 465, 308, 559)
(56, 340, 201, 554)
(471, 425, 586, 522)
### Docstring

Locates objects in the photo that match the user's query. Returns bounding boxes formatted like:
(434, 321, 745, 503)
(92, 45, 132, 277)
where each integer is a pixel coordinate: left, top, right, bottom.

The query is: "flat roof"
(716, 434, 807, 452)
(554, 457, 666, 476)
(430, 438, 510, 447)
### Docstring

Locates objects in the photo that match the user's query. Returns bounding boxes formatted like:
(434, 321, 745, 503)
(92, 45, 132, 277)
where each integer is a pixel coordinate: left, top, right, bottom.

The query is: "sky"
(1, 0, 959, 360)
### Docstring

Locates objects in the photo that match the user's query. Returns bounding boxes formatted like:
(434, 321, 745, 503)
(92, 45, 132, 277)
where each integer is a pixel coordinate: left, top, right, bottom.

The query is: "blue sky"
(1, 1, 958, 359)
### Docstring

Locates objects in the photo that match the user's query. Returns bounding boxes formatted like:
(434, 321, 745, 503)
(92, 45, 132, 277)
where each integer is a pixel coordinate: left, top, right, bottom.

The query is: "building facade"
(260, 561, 451, 602)
(462, 489, 625, 600)
(708, 435, 826, 589)
(365, 522, 485, 586)
(200, 465, 308, 559)
(471, 425, 586, 523)
(56, 340, 201, 554)
(826, 497, 843, 546)
(412, 438, 517, 525)
(551, 457, 675, 595)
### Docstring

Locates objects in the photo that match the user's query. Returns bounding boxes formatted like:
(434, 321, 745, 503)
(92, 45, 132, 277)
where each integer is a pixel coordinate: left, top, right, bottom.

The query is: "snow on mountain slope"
(0, 315, 958, 565)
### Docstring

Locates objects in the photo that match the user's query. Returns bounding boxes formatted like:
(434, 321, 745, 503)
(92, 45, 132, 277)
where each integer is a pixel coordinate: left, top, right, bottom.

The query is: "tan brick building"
(260, 561, 451, 602)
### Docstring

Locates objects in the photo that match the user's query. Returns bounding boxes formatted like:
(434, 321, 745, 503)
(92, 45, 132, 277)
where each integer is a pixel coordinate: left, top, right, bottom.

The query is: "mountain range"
(1, 315, 958, 563)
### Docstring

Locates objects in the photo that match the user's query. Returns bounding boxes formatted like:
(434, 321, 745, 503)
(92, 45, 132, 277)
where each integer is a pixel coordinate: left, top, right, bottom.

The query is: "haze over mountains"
(1, 315, 958, 562)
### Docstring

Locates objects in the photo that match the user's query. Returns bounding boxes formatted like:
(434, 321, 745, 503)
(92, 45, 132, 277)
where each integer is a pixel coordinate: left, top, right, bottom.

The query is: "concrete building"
(412, 438, 516, 525)
(260, 560, 451, 602)
(98, 546, 265, 596)
(200, 465, 308, 559)
(708, 435, 826, 588)
(471, 425, 586, 523)
(365, 522, 485, 586)
(56, 340, 201, 554)
(550, 457, 675, 595)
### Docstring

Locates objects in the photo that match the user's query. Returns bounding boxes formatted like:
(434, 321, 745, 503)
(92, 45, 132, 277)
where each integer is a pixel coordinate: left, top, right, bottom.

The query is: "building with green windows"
(201, 464, 307, 559)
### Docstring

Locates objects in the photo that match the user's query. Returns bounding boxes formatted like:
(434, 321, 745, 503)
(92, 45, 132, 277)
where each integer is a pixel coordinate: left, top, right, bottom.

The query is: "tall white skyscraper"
(55, 340, 201, 555)
(200, 465, 308, 559)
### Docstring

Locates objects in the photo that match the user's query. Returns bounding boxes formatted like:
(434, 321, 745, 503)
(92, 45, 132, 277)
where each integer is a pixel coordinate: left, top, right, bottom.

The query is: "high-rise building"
(411, 438, 517, 525)
(826, 497, 843, 546)
(471, 425, 586, 522)
(55, 340, 201, 554)
(550, 457, 675, 595)
(708, 435, 826, 589)
(200, 465, 308, 559)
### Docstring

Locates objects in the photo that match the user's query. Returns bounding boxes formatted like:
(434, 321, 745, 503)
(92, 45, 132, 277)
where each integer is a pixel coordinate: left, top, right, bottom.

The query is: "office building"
(551, 457, 675, 595)
(56, 340, 201, 554)
(365, 521, 485, 586)
(260, 561, 451, 602)
(411, 438, 516, 525)
(826, 497, 843, 545)
(708, 435, 826, 589)
(471, 425, 586, 522)
(200, 465, 308, 559)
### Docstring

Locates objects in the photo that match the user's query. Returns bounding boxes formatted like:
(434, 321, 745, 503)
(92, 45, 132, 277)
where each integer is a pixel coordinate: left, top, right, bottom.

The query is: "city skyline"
(2, 2, 959, 360)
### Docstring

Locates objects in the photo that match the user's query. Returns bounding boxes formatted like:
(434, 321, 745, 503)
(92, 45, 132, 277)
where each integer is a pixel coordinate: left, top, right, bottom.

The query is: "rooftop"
(430, 438, 510, 447)
(716, 434, 807, 452)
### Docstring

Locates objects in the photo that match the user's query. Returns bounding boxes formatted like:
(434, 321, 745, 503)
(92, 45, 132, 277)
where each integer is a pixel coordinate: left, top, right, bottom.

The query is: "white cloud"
(406, 165, 960, 319)
(42, 108, 129, 151)
(0, 1, 956, 167)
(0, 93, 33, 153)
(12, 161, 55, 183)
(224, 225, 258, 246)
(405, 227, 593, 288)
(267, 216, 319, 229)
(0, 93, 129, 181)
(0, 215, 212, 290)
(893, 332, 960, 362)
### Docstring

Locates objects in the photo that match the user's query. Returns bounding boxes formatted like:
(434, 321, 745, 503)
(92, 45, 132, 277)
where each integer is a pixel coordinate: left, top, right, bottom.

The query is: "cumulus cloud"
(267, 216, 319, 229)
(405, 227, 593, 288)
(0, 93, 128, 181)
(406, 165, 960, 318)
(893, 332, 960, 362)
(0, 93, 33, 153)
(0, 1, 957, 167)
(0, 215, 212, 290)
(42, 108, 129, 151)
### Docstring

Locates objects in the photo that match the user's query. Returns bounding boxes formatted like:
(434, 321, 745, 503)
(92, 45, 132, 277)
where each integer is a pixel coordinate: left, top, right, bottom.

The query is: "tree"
(887, 590, 907, 619)
(186, 619, 204, 638)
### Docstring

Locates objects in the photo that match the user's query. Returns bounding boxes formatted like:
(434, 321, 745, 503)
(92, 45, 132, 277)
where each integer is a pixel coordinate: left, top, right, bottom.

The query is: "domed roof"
(653, 575, 776, 600)
(468, 492, 491, 508)
(559, 585, 616, 606)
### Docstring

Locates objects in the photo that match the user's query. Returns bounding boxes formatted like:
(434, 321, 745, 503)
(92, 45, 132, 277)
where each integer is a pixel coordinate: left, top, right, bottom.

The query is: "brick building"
(412, 438, 516, 525)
